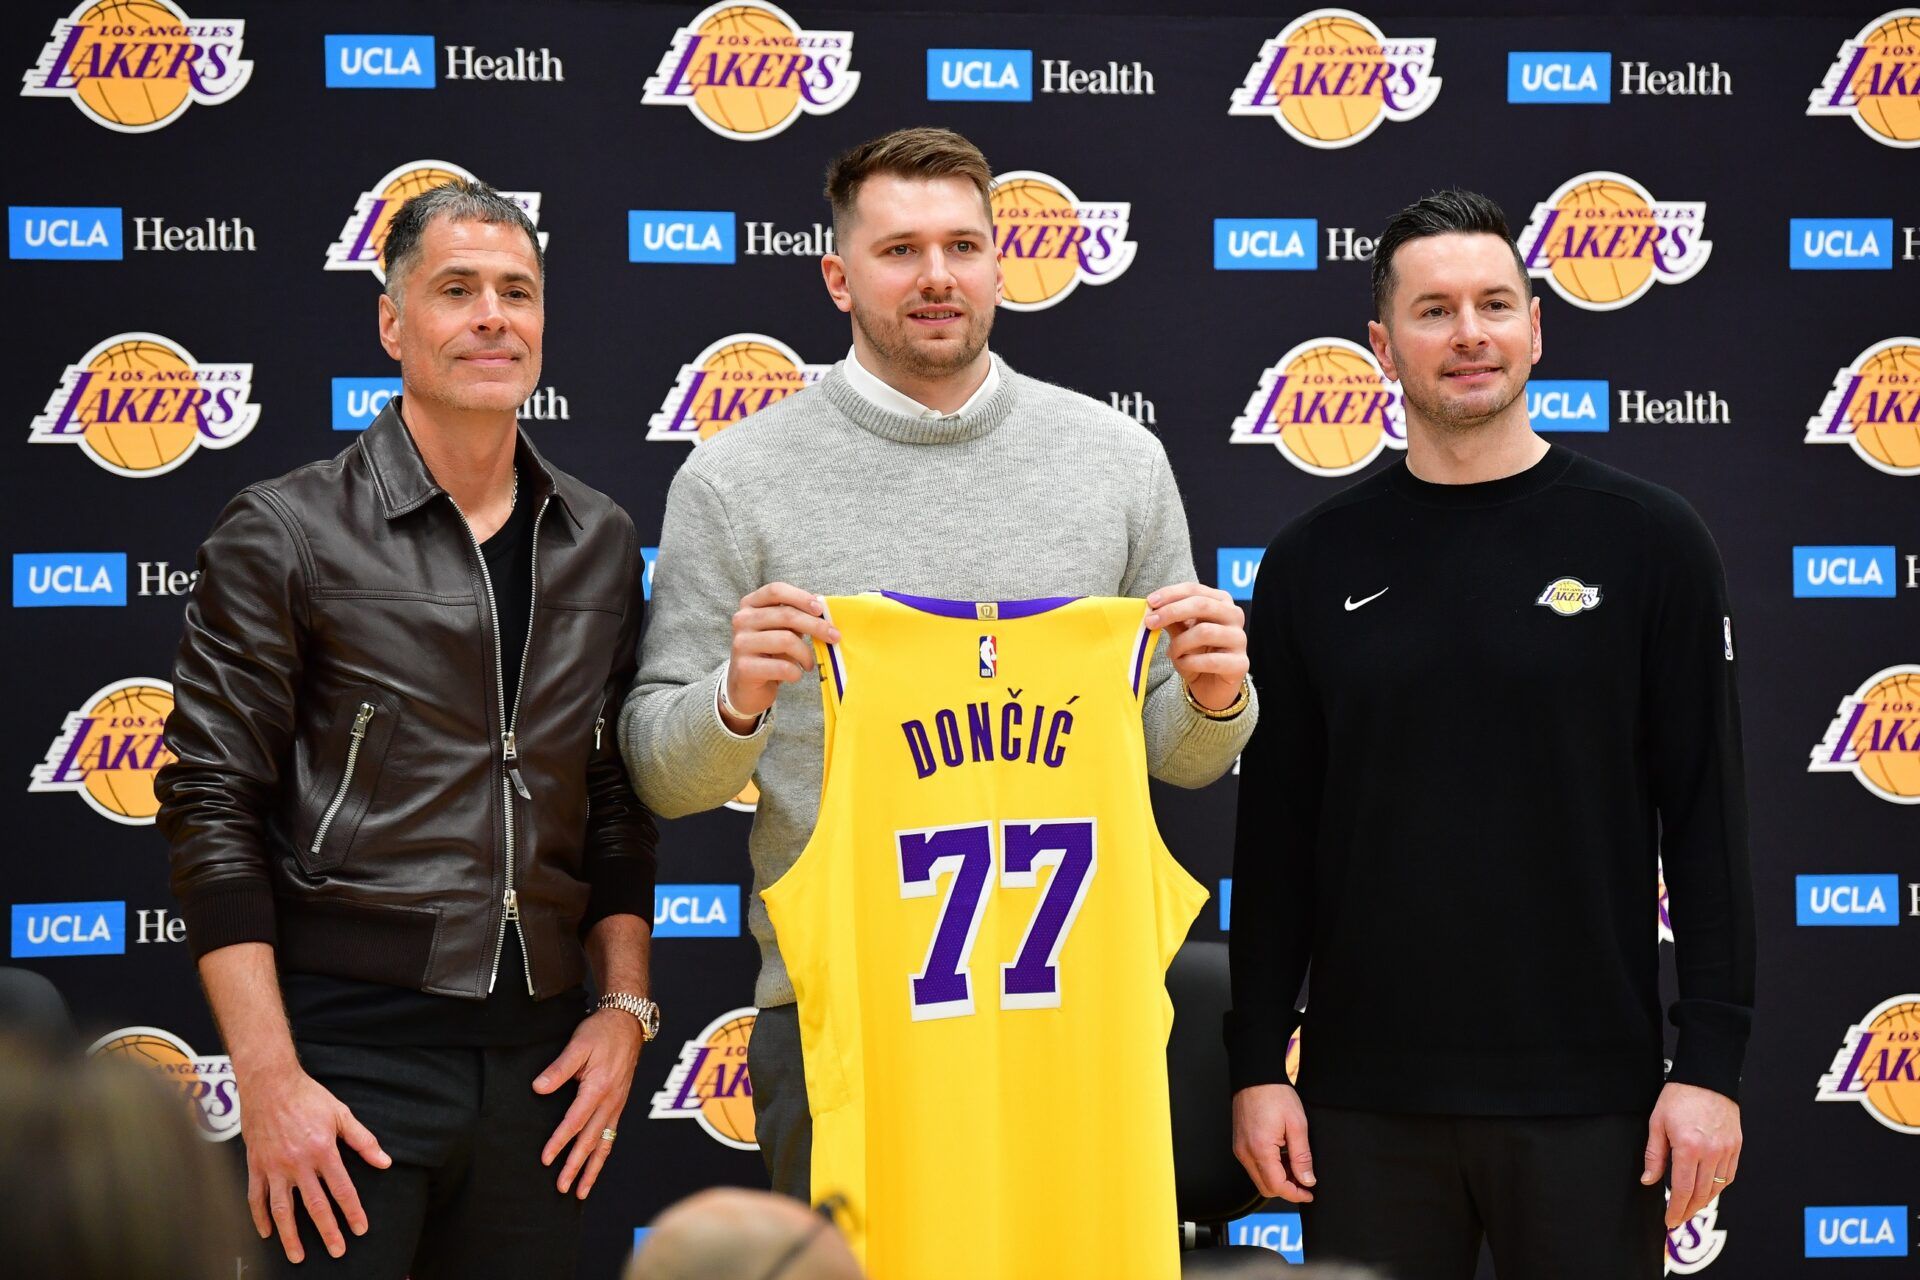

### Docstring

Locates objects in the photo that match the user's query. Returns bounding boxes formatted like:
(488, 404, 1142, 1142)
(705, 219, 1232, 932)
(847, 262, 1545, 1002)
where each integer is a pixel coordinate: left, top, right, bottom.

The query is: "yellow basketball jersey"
(761, 592, 1207, 1279)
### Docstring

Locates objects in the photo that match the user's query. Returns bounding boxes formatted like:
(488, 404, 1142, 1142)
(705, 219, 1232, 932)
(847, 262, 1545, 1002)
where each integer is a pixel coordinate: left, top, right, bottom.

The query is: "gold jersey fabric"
(762, 592, 1207, 1279)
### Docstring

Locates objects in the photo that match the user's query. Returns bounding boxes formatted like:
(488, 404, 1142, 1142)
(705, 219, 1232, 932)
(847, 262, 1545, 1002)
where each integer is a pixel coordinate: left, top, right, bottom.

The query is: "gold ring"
(1711, 1176, 1728, 1184)
(601, 1128, 618, 1142)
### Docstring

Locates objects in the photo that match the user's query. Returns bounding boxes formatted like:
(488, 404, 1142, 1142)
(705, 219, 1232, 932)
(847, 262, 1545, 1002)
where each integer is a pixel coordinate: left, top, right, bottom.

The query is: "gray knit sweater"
(618, 361, 1257, 1007)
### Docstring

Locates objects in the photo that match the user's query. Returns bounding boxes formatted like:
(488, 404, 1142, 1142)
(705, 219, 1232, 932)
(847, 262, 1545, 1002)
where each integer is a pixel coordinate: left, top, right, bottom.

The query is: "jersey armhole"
(1128, 605, 1160, 706)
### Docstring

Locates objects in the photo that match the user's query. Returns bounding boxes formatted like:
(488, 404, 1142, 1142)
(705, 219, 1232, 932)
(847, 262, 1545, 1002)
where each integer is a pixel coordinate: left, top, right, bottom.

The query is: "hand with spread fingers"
(1144, 582, 1250, 713)
(241, 1063, 392, 1264)
(536, 1009, 645, 1200)
(1642, 1082, 1742, 1229)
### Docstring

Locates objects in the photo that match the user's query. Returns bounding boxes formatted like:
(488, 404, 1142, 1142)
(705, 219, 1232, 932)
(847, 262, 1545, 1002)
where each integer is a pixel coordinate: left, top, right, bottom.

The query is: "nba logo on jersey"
(978, 635, 997, 678)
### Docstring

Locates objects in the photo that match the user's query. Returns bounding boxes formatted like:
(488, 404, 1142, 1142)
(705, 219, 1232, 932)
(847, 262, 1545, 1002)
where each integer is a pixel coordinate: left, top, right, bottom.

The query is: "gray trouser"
(748, 1001, 813, 1200)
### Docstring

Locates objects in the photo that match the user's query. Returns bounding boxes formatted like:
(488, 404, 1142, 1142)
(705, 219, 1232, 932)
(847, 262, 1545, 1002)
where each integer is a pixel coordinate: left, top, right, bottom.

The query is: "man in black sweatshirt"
(1225, 190, 1754, 1280)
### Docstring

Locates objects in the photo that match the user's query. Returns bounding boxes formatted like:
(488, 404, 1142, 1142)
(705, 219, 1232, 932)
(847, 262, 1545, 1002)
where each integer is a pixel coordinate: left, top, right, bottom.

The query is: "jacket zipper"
(309, 702, 377, 856)
(455, 490, 551, 996)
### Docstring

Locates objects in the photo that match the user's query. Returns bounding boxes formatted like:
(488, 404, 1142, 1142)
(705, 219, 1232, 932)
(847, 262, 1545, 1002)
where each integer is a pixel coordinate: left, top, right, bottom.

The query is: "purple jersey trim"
(879, 591, 1080, 619)
(1131, 622, 1153, 696)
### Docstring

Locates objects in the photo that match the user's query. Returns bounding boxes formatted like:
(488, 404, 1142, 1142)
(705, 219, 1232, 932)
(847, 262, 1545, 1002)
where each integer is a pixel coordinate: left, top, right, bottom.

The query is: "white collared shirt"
(843, 346, 1001, 420)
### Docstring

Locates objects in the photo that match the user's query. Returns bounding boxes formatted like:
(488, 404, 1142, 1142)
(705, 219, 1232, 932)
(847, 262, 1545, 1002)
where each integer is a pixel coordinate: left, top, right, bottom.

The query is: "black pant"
(747, 1001, 813, 1201)
(1300, 1105, 1665, 1280)
(247, 1039, 583, 1280)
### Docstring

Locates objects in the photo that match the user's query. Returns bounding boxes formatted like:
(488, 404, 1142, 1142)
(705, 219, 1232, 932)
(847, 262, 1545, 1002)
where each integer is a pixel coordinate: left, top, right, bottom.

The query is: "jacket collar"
(361, 396, 582, 529)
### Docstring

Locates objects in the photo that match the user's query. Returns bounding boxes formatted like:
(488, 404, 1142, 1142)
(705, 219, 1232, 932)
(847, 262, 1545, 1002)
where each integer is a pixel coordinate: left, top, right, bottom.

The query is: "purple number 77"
(898, 824, 993, 1021)
(1001, 819, 1097, 1009)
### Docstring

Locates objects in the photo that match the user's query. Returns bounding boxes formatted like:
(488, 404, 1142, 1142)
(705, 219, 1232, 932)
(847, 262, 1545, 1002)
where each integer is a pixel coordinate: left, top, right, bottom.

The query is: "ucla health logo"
(1519, 172, 1710, 311)
(10, 206, 122, 259)
(1230, 337, 1405, 477)
(31, 333, 258, 478)
(1217, 548, 1264, 601)
(331, 377, 402, 431)
(1665, 1193, 1727, 1274)
(1791, 218, 1895, 270)
(326, 160, 545, 283)
(1809, 666, 1920, 804)
(1230, 9, 1438, 147)
(14, 553, 126, 607)
(1805, 338, 1920, 476)
(1794, 546, 1896, 598)
(1799, 874, 1900, 926)
(1229, 1213, 1303, 1261)
(928, 48, 1031, 101)
(629, 211, 736, 264)
(640, 546, 658, 601)
(652, 884, 741, 938)
(642, 1, 858, 141)
(31, 678, 176, 825)
(990, 170, 1135, 310)
(1529, 379, 1610, 432)
(325, 35, 435, 88)
(650, 334, 829, 444)
(1805, 1206, 1911, 1257)
(89, 1026, 240, 1140)
(1817, 996, 1920, 1134)
(1508, 52, 1611, 103)
(21, 0, 250, 132)
(1808, 10, 1920, 148)
(1214, 219, 1317, 270)
(650, 1008, 758, 1149)
(12, 901, 125, 957)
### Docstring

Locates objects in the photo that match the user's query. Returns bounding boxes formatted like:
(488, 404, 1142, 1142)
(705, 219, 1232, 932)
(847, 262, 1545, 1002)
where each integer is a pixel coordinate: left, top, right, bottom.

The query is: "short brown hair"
(823, 127, 994, 239)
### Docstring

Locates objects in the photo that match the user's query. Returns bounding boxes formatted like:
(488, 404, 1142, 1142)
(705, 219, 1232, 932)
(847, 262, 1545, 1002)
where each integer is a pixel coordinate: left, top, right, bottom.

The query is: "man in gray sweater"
(619, 127, 1256, 1197)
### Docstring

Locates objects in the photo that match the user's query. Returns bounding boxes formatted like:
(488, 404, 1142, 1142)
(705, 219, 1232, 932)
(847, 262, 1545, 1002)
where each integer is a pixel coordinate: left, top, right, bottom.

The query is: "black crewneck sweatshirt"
(1226, 444, 1755, 1114)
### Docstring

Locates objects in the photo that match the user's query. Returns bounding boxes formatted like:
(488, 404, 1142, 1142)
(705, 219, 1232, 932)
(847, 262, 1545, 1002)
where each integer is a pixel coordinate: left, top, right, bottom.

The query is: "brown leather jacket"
(157, 401, 657, 999)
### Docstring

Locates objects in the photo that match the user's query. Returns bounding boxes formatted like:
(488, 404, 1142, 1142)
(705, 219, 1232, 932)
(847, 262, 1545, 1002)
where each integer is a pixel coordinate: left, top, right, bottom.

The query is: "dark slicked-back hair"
(382, 176, 544, 302)
(824, 127, 994, 241)
(1371, 189, 1530, 321)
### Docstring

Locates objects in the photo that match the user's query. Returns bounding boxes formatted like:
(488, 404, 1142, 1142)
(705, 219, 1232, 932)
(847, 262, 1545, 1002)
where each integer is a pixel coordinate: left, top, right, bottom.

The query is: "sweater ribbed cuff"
(1224, 1006, 1302, 1093)
(1667, 1000, 1751, 1103)
(181, 880, 278, 959)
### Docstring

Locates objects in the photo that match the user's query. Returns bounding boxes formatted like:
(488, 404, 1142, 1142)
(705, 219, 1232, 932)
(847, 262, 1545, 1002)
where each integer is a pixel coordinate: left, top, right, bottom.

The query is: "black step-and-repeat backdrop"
(5, 2, 1916, 1275)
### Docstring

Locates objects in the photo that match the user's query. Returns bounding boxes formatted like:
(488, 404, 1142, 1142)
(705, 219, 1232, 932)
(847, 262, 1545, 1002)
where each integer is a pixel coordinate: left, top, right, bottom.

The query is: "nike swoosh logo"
(1344, 588, 1389, 611)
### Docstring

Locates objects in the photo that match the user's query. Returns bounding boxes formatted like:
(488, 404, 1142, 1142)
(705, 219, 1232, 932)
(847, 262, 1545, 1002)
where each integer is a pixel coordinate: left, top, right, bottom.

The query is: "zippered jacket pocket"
(302, 690, 398, 874)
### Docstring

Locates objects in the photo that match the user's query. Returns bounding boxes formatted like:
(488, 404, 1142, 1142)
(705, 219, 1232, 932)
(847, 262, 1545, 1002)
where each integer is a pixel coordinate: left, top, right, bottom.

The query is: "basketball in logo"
(29, 333, 259, 478)
(1805, 338, 1920, 476)
(649, 1008, 759, 1149)
(648, 334, 830, 444)
(1808, 666, 1920, 804)
(324, 160, 546, 282)
(1228, 9, 1440, 148)
(20, 0, 252, 133)
(30, 679, 177, 825)
(88, 1025, 241, 1141)
(1517, 173, 1711, 311)
(1817, 995, 1920, 1134)
(988, 170, 1136, 311)
(725, 777, 760, 813)
(1229, 338, 1406, 477)
(1808, 10, 1920, 147)
(641, 1, 859, 141)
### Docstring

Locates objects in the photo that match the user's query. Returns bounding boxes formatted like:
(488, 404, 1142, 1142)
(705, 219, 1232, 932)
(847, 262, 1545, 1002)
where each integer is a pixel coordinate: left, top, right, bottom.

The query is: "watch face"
(640, 1004, 660, 1039)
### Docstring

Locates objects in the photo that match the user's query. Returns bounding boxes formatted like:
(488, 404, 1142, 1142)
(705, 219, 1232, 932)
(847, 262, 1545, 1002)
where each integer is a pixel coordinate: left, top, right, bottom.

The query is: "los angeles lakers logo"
(20, 0, 250, 133)
(650, 1008, 758, 1149)
(1808, 10, 1920, 148)
(1535, 577, 1602, 616)
(1228, 9, 1440, 149)
(89, 1025, 240, 1141)
(325, 160, 546, 283)
(1816, 994, 1920, 1134)
(1665, 1192, 1728, 1274)
(1517, 173, 1711, 311)
(1804, 337, 1920, 476)
(648, 334, 829, 444)
(30, 679, 176, 825)
(30, 334, 258, 478)
(1808, 665, 1920, 804)
(989, 170, 1137, 311)
(642, 1, 858, 141)
(1229, 337, 1406, 477)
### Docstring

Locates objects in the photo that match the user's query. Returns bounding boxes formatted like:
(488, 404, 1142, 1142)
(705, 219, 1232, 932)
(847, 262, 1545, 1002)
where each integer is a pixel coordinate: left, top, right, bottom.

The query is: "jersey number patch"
(897, 819, 1098, 1021)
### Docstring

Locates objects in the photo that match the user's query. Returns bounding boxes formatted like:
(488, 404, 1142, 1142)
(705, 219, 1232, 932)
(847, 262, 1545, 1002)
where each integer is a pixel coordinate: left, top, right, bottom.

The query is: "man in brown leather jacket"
(156, 179, 658, 1279)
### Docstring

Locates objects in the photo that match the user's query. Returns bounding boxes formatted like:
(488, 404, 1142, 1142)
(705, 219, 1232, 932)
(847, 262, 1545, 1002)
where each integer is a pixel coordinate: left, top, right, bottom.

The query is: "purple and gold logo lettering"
(20, 0, 250, 133)
(1230, 337, 1405, 477)
(1805, 338, 1920, 476)
(989, 170, 1136, 311)
(1816, 995, 1920, 1133)
(1808, 10, 1920, 148)
(31, 334, 257, 478)
(1809, 666, 1920, 804)
(649, 1008, 758, 1149)
(1518, 172, 1711, 311)
(648, 334, 829, 445)
(88, 1025, 239, 1140)
(325, 160, 545, 283)
(1228, 9, 1440, 148)
(30, 678, 176, 825)
(641, 1, 858, 141)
